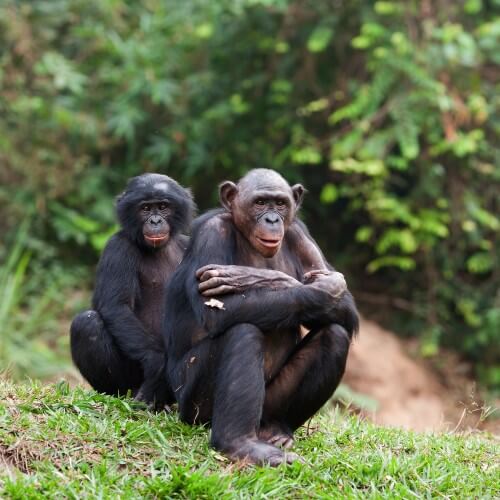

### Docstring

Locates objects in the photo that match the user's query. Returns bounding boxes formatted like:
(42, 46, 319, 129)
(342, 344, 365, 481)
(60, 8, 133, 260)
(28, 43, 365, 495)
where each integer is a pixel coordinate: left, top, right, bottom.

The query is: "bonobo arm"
(289, 221, 359, 337)
(186, 215, 351, 337)
(196, 222, 359, 337)
(185, 215, 306, 336)
(93, 234, 162, 363)
(196, 265, 300, 296)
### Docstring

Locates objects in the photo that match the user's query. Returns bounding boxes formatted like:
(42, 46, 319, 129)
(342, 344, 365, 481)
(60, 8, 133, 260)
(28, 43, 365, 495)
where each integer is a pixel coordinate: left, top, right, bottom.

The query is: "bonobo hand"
(133, 351, 171, 412)
(302, 270, 347, 302)
(196, 264, 300, 297)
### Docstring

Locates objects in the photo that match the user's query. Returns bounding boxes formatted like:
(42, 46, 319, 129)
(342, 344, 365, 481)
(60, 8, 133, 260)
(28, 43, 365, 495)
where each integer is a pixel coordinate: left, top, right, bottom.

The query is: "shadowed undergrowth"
(0, 380, 498, 499)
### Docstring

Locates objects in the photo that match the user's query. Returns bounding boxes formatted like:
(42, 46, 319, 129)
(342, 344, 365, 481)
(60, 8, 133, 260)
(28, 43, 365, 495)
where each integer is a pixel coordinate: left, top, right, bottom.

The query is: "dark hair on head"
(116, 173, 196, 246)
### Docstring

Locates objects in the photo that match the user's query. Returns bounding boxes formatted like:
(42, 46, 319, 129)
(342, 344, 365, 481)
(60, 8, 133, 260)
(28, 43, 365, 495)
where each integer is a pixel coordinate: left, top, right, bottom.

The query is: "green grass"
(0, 380, 498, 499)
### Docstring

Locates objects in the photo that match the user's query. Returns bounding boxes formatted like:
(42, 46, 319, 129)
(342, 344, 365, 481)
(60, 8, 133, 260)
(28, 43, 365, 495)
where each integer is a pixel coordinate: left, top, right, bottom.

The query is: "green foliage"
(0, 0, 498, 386)
(0, 223, 87, 379)
(1, 381, 499, 497)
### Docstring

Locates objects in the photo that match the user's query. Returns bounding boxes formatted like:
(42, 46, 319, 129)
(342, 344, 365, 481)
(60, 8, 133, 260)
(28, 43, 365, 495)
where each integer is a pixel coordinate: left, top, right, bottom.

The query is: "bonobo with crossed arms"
(164, 168, 359, 465)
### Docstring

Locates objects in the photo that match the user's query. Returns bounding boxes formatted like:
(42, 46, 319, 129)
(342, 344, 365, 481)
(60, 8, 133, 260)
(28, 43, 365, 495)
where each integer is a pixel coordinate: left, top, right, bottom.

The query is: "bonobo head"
(116, 173, 195, 250)
(219, 169, 304, 258)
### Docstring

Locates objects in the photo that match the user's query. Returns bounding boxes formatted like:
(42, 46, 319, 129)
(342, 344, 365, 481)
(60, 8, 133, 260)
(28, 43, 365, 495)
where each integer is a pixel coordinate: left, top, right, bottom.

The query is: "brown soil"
(343, 317, 499, 434)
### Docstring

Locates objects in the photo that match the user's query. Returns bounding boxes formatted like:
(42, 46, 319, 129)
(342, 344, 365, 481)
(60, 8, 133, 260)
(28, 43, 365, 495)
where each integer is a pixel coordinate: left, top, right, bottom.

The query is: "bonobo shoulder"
(103, 231, 140, 256)
(285, 219, 330, 271)
(191, 209, 233, 244)
(285, 219, 313, 245)
(96, 232, 142, 275)
(289, 219, 313, 237)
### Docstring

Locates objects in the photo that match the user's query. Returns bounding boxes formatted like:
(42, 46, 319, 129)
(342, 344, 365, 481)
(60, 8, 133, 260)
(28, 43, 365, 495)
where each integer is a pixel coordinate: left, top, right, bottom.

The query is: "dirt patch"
(343, 317, 499, 433)
(0, 443, 33, 475)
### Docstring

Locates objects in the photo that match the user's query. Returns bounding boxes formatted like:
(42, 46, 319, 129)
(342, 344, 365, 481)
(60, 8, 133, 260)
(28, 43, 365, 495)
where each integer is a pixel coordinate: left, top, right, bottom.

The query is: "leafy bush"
(0, 222, 84, 379)
(0, 0, 498, 387)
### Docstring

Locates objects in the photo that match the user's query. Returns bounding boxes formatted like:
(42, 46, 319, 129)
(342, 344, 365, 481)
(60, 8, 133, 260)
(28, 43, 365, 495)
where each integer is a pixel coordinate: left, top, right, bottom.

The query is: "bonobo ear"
(219, 181, 238, 212)
(291, 184, 305, 208)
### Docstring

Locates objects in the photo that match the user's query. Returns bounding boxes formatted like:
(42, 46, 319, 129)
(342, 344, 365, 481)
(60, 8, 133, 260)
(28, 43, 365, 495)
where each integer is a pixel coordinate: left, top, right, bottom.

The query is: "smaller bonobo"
(70, 173, 195, 409)
(164, 169, 359, 465)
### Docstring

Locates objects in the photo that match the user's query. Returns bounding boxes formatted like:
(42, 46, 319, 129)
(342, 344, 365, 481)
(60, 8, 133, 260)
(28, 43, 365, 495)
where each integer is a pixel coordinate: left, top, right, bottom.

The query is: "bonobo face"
(116, 173, 195, 250)
(139, 199, 171, 248)
(220, 169, 304, 258)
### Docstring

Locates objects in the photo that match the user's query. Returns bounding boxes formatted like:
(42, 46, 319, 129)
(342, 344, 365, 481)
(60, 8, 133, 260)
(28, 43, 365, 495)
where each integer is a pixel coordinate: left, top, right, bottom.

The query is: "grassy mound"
(0, 380, 498, 498)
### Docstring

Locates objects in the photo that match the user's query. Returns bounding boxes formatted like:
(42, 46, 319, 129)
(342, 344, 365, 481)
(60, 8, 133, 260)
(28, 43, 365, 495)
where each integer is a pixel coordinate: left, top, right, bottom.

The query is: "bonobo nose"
(264, 212, 280, 224)
(149, 215, 162, 225)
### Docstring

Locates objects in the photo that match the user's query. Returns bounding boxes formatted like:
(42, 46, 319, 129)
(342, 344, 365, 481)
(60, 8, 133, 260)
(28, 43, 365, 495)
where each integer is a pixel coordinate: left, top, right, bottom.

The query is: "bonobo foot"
(258, 422, 294, 449)
(134, 387, 171, 413)
(218, 438, 301, 466)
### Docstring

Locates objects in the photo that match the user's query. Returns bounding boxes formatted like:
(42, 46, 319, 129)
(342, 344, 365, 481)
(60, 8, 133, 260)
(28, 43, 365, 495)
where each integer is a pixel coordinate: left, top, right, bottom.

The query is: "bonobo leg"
(171, 324, 300, 466)
(261, 324, 351, 442)
(211, 324, 300, 466)
(70, 310, 143, 395)
(169, 338, 218, 425)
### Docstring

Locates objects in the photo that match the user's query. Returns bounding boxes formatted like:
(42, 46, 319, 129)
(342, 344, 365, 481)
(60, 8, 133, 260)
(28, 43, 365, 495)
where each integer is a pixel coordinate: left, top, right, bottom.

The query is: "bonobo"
(70, 173, 195, 409)
(164, 168, 359, 465)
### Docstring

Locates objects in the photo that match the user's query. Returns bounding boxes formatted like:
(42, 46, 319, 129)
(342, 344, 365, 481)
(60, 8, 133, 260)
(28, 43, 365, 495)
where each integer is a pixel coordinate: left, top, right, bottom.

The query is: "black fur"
(70, 173, 195, 409)
(163, 170, 359, 464)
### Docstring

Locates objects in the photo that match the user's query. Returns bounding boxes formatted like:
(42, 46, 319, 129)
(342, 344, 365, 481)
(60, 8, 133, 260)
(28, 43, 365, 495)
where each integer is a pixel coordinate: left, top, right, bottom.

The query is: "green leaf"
(307, 26, 334, 53)
(374, 1, 401, 15)
(355, 226, 373, 243)
(466, 252, 493, 274)
(457, 299, 482, 327)
(195, 23, 214, 39)
(331, 158, 386, 176)
(291, 146, 322, 164)
(376, 229, 418, 255)
(464, 0, 482, 14)
(36, 52, 87, 94)
(367, 256, 416, 273)
(320, 184, 339, 204)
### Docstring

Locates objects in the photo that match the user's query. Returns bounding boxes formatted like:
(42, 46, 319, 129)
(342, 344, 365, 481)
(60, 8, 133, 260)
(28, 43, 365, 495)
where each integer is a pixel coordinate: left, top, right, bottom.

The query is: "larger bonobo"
(164, 169, 359, 465)
(70, 173, 195, 409)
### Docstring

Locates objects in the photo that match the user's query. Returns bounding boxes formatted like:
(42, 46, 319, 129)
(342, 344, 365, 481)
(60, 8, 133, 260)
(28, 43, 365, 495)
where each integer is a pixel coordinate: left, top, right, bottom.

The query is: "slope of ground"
(0, 380, 498, 498)
(343, 317, 498, 433)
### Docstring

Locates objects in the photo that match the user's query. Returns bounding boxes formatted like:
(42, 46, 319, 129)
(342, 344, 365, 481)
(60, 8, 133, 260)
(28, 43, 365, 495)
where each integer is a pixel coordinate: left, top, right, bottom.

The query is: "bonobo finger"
(201, 285, 234, 296)
(304, 269, 329, 277)
(303, 269, 330, 282)
(200, 268, 232, 282)
(196, 264, 224, 279)
(284, 452, 303, 464)
(200, 270, 219, 282)
(196, 265, 212, 278)
(269, 435, 294, 449)
(198, 277, 225, 292)
(332, 271, 346, 285)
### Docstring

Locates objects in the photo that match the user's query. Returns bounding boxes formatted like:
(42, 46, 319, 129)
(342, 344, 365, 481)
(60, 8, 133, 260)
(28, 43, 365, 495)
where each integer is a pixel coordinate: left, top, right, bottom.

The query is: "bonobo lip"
(144, 234, 169, 247)
(256, 236, 281, 249)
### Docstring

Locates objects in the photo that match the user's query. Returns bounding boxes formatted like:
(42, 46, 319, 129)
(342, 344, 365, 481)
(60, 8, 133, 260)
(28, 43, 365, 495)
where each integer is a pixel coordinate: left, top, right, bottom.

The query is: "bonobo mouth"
(144, 234, 169, 247)
(256, 236, 281, 249)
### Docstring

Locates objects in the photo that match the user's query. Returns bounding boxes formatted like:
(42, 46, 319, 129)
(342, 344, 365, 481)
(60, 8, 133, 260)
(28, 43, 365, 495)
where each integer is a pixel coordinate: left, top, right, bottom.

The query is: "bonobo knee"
(321, 324, 351, 366)
(70, 310, 103, 344)
(223, 323, 264, 351)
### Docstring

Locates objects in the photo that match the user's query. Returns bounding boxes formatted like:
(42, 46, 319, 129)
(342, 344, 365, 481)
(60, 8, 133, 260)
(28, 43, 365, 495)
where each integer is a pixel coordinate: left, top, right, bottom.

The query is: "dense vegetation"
(0, 380, 498, 498)
(0, 1, 498, 388)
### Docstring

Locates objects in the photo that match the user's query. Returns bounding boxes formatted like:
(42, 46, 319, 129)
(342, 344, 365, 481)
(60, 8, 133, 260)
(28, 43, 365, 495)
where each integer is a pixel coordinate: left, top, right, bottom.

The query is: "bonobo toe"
(258, 422, 294, 449)
(223, 438, 301, 467)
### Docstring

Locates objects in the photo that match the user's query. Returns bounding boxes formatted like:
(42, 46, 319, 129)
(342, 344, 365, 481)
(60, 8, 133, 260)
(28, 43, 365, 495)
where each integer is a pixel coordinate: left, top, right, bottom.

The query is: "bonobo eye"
(276, 200, 285, 207)
(255, 199, 266, 206)
(141, 204, 151, 212)
(158, 202, 169, 211)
